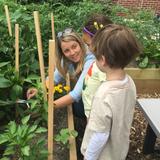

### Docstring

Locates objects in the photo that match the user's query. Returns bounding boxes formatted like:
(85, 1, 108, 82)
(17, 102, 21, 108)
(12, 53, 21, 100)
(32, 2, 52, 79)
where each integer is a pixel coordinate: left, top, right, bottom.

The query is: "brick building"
(112, 0, 160, 13)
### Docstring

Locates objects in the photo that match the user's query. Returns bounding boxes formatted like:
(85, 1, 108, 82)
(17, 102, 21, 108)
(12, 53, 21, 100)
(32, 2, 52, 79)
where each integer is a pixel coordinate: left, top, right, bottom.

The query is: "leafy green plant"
(110, 5, 160, 68)
(23, 75, 48, 125)
(55, 128, 78, 148)
(0, 115, 48, 159)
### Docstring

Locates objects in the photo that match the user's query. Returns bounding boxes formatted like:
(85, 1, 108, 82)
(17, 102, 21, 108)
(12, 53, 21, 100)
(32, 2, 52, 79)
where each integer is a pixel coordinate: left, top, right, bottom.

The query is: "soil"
(54, 93, 160, 160)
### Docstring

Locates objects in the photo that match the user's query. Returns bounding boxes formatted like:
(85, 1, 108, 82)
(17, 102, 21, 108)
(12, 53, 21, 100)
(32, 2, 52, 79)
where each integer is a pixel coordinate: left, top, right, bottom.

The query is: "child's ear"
(101, 55, 107, 66)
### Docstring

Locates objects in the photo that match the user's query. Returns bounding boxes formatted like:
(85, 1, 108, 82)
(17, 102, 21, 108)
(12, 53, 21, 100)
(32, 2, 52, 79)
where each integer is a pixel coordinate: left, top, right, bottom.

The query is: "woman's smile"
(61, 40, 83, 62)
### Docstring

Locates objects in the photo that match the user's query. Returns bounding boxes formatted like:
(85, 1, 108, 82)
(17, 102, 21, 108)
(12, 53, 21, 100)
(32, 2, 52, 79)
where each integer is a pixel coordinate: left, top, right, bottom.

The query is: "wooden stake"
(51, 13, 55, 40)
(48, 40, 55, 160)
(15, 24, 19, 72)
(66, 73, 77, 160)
(33, 11, 47, 100)
(4, 5, 12, 36)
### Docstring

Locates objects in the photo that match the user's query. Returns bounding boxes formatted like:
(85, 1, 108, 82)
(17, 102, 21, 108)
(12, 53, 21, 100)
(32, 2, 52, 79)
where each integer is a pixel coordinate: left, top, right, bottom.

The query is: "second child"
(81, 24, 141, 160)
(82, 13, 113, 119)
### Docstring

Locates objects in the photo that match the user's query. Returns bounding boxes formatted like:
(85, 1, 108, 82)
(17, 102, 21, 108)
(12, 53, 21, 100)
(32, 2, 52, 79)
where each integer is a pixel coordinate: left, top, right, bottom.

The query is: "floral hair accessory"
(94, 22, 99, 30)
(94, 22, 104, 30)
(100, 24, 104, 28)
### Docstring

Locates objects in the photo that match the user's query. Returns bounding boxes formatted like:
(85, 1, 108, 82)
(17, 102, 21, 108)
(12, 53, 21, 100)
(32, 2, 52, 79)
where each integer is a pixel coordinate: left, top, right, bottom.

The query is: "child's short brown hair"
(92, 24, 141, 69)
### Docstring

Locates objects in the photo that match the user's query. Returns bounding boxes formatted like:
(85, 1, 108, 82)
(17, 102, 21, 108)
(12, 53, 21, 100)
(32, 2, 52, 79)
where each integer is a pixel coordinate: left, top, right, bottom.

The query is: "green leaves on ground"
(55, 128, 78, 147)
(0, 115, 47, 159)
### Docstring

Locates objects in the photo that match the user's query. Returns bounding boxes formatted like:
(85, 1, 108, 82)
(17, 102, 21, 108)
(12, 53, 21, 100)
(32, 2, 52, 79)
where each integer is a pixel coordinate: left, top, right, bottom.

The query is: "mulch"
(127, 93, 160, 160)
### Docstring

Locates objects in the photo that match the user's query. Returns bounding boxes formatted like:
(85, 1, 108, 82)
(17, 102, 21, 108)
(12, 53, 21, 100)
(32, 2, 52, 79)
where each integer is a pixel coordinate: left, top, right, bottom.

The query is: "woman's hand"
(27, 88, 38, 99)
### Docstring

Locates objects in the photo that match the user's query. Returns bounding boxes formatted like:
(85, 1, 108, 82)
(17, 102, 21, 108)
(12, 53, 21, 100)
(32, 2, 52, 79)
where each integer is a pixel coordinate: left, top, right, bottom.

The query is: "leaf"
(70, 130, 78, 138)
(138, 56, 148, 68)
(0, 62, 10, 68)
(0, 100, 15, 106)
(0, 157, 10, 160)
(0, 135, 9, 144)
(55, 135, 61, 142)
(10, 84, 23, 101)
(0, 77, 12, 88)
(30, 100, 38, 109)
(21, 125, 29, 138)
(25, 74, 40, 80)
(17, 125, 23, 136)
(28, 125, 37, 133)
(21, 145, 30, 156)
(9, 121, 17, 135)
(21, 115, 30, 125)
(35, 127, 47, 134)
(60, 128, 69, 135)
(3, 146, 14, 156)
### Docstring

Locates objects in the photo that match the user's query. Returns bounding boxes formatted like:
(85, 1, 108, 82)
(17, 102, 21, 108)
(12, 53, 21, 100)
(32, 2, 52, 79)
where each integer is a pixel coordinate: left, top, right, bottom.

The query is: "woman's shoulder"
(85, 51, 95, 62)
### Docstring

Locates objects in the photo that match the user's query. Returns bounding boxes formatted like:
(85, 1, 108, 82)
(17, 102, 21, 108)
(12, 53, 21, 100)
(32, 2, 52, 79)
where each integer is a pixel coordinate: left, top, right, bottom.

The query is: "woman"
(27, 28, 95, 118)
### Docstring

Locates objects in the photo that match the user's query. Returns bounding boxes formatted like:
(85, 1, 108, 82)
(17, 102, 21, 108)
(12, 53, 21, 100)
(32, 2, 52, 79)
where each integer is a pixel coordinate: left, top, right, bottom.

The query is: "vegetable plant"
(55, 128, 78, 148)
(0, 115, 48, 159)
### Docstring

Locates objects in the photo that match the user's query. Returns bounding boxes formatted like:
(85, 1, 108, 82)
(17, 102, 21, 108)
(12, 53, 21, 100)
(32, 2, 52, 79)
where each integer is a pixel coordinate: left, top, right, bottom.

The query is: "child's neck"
(106, 68, 126, 81)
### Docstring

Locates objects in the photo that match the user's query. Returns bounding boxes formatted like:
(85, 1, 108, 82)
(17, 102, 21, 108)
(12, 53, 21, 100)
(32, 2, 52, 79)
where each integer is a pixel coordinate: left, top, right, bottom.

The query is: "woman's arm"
(26, 68, 64, 99)
(54, 54, 95, 108)
(69, 54, 95, 102)
(54, 94, 74, 108)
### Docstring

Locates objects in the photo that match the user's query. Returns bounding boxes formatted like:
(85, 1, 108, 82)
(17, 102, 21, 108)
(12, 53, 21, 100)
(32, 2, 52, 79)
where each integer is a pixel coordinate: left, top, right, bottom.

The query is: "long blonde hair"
(56, 31, 86, 79)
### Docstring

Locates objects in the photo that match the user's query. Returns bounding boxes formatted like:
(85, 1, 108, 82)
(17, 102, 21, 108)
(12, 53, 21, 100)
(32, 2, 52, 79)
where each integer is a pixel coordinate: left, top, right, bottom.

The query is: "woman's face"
(61, 40, 83, 63)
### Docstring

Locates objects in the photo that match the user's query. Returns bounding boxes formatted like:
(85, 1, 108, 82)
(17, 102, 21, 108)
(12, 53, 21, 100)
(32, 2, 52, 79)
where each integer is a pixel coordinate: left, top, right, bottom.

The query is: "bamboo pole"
(51, 13, 55, 40)
(48, 40, 55, 160)
(66, 73, 77, 160)
(15, 24, 19, 72)
(33, 11, 47, 100)
(4, 5, 12, 36)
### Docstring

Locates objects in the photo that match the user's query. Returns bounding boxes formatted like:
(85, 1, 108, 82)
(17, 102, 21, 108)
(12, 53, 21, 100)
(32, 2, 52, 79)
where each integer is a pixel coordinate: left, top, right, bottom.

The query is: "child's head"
(92, 24, 141, 69)
(82, 13, 113, 48)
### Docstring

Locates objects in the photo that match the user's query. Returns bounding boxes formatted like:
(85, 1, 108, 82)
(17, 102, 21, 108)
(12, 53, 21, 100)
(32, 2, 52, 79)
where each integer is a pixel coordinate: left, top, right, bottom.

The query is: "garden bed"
(125, 68, 160, 94)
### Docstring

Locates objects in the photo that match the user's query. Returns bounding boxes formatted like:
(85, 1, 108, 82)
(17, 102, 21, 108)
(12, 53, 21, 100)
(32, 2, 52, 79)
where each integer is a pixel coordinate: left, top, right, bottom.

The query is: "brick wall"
(112, 0, 160, 13)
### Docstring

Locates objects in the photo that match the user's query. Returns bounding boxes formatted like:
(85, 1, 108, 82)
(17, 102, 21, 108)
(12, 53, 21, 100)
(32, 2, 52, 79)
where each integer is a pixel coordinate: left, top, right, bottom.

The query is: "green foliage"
(0, 0, 106, 122)
(55, 128, 78, 148)
(0, 64, 23, 100)
(110, 5, 160, 68)
(0, 63, 47, 125)
(17, 0, 83, 6)
(0, 0, 106, 75)
(0, 115, 48, 159)
(23, 75, 48, 124)
(53, 0, 108, 33)
(0, 0, 159, 70)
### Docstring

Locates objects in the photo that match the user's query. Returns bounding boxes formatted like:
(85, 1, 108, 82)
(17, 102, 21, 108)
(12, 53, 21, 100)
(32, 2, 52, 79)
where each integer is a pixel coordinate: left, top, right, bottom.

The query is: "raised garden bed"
(125, 68, 160, 94)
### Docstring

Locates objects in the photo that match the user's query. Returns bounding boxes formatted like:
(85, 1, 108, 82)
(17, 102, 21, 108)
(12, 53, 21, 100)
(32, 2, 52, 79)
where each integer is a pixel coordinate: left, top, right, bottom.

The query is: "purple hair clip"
(83, 27, 94, 37)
